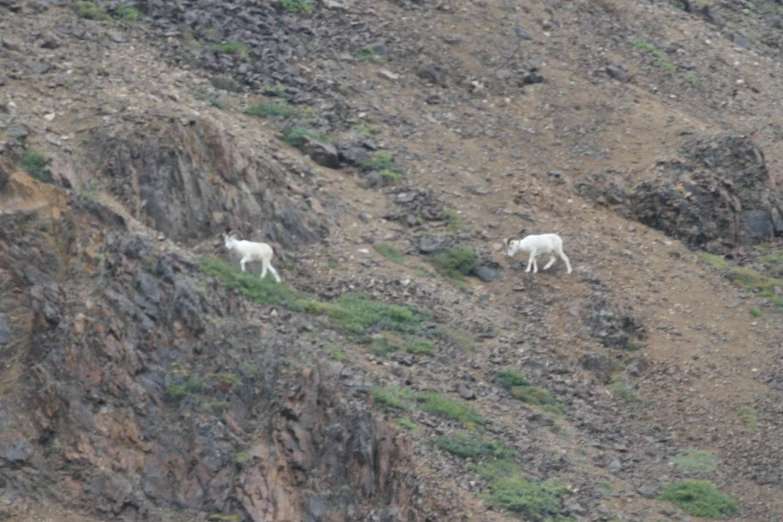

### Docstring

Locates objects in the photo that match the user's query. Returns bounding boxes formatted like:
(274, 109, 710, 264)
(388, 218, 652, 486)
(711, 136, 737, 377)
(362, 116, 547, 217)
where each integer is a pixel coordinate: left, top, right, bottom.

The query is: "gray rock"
(637, 485, 657, 499)
(606, 64, 629, 82)
(579, 351, 614, 384)
(627, 357, 648, 377)
(300, 136, 340, 169)
(418, 235, 450, 254)
(456, 384, 476, 400)
(6, 123, 29, 139)
(40, 31, 61, 49)
(608, 458, 622, 474)
(339, 145, 372, 167)
(0, 314, 10, 346)
(471, 266, 501, 282)
(741, 210, 774, 243)
(515, 27, 532, 40)
(0, 161, 8, 192)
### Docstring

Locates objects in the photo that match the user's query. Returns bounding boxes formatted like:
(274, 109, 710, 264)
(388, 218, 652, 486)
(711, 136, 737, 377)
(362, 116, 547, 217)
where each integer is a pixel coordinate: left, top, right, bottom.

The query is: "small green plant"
(609, 374, 639, 403)
(436, 432, 517, 459)
(373, 386, 413, 411)
(397, 417, 417, 431)
(374, 243, 405, 264)
(430, 246, 478, 282)
(441, 328, 475, 353)
(444, 208, 464, 235)
(476, 471, 570, 522)
(407, 339, 435, 356)
(670, 449, 720, 473)
(495, 368, 530, 388)
(19, 150, 50, 182)
(510, 386, 565, 415)
(625, 341, 642, 351)
(352, 121, 380, 137)
(323, 342, 347, 361)
(280, 0, 312, 14)
(658, 480, 738, 519)
(599, 481, 613, 494)
(632, 40, 677, 75)
(209, 515, 240, 522)
(417, 392, 485, 425)
(308, 293, 425, 335)
(215, 41, 248, 60)
(738, 406, 758, 430)
(210, 75, 242, 92)
(698, 252, 728, 269)
(195, 91, 228, 110)
(684, 73, 702, 85)
(72, 1, 110, 20)
(244, 101, 299, 118)
(165, 378, 203, 401)
(280, 126, 330, 147)
(726, 267, 783, 291)
(261, 82, 288, 97)
(758, 291, 783, 307)
(379, 169, 401, 184)
(1, 387, 12, 396)
(115, 4, 140, 20)
(356, 46, 383, 63)
(368, 336, 400, 357)
(759, 254, 783, 268)
(203, 401, 231, 413)
(750, 307, 763, 318)
(360, 150, 402, 173)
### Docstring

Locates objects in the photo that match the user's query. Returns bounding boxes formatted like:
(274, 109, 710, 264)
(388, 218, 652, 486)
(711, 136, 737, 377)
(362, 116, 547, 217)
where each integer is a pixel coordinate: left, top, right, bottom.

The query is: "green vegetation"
(367, 336, 400, 357)
(726, 266, 783, 291)
(738, 406, 758, 430)
(311, 293, 425, 335)
(215, 41, 248, 58)
(356, 46, 383, 63)
(2, 387, 12, 396)
(261, 82, 288, 97)
(379, 169, 401, 184)
(436, 432, 517, 459)
(698, 252, 728, 269)
(281, 126, 330, 147)
(324, 342, 347, 361)
(360, 150, 403, 173)
(19, 150, 49, 182)
(418, 392, 485, 425)
(407, 339, 435, 356)
(397, 417, 417, 431)
(372, 385, 413, 411)
(203, 401, 231, 413)
(609, 373, 639, 403)
(195, 91, 228, 110)
(758, 291, 783, 307)
(200, 256, 306, 309)
(684, 73, 702, 85)
(280, 0, 312, 14)
(115, 4, 140, 20)
(632, 40, 677, 75)
(670, 449, 720, 473)
(750, 307, 763, 318)
(244, 101, 299, 118)
(441, 327, 475, 353)
(495, 368, 530, 388)
(658, 480, 738, 519)
(374, 243, 405, 263)
(510, 386, 565, 415)
(72, 1, 110, 20)
(352, 121, 380, 137)
(165, 378, 203, 401)
(430, 246, 477, 283)
(759, 254, 783, 268)
(625, 341, 642, 351)
(210, 75, 242, 92)
(444, 208, 464, 235)
(209, 515, 240, 522)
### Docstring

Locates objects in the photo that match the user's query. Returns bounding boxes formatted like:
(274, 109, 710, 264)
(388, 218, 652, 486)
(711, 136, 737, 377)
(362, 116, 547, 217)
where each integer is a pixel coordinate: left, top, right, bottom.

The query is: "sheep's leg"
(260, 260, 268, 280)
(543, 254, 556, 270)
(240, 257, 249, 272)
(557, 247, 573, 274)
(526, 249, 537, 273)
(265, 261, 282, 283)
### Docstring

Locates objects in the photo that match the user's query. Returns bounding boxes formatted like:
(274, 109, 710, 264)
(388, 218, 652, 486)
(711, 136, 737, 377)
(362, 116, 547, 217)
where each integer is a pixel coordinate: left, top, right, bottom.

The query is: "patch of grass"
(195, 91, 228, 110)
(281, 126, 330, 147)
(214, 41, 248, 60)
(658, 480, 738, 519)
(210, 75, 242, 92)
(670, 449, 720, 473)
(209, 515, 240, 522)
(374, 243, 405, 263)
(750, 307, 762, 318)
(609, 374, 639, 403)
(360, 150, 403, 173)
(738, 406, 758, 430)
(397, 417, 417, 431)
(115, 4, 140, 20)
(373, 386, 413, 411)
(632, 40, 678, 75)
(309, 293, 425, 335)
(280, 0, 312, 14)
(625, 341, 642, 351)
(757, 291, 783, 306)
(2, 387, 12, 395)
(510, 386, 565, 415)
(443, 208, 464, 235)
(417, 392, 485, 425)
(356, 46, 383, 63)
(261, 82, 288, 97)
(759, 254, 783, 267)
(441, 327, 475, 353)
(165, 378, 203, 401)
(323, 342, 347, 361)
(698, 252, 728, 269)
(430, 246, 478, 282)
(495, 368, 530, 389)
(436, 432, 517, 459)
(379, 169, 402, 184)
(203, 401, 231, 413)
(72, 1, 110, 20)
(368, 336, 400, 357)
(684, 73, 702, 85)
(726, 267, 783, 291)
(244, 101, 299, 118)
(352, 121, 380, 137)
(407, 339, 435, 356)
(599, 481, 613, 494)
(19, 150, 50, 182)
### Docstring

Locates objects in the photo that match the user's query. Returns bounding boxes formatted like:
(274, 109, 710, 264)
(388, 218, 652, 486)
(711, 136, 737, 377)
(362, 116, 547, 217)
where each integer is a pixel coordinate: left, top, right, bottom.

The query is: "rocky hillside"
(2, 0, 783, 521)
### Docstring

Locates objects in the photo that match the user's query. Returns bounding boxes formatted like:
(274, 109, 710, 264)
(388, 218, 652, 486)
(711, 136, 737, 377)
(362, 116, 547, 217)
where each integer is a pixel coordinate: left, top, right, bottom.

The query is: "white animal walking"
(223, 233, 282, 283)
(503, 233, 572, 274)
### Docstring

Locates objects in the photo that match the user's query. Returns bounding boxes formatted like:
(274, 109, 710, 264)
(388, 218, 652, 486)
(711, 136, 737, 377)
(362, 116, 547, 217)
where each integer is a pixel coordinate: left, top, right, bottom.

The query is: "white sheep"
(503, 233, 572, 274)
(223, 233, 282, 283)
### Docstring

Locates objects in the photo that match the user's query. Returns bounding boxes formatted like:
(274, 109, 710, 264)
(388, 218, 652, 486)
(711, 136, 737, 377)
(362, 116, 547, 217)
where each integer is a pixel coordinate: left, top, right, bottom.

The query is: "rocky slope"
(3, 0, 783, 521)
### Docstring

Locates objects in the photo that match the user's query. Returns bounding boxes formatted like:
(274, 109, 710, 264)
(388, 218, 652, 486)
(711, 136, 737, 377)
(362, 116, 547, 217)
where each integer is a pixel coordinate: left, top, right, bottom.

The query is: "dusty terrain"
(3, 0, 783, 521)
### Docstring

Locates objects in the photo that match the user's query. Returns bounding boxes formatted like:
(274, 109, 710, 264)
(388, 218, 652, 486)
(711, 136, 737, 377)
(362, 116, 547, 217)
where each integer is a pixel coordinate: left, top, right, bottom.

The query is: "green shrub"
(72, 1, 110, 20)
(750, 307, 762, 318)
(280, 126, 330, 147)
(372, 386, 413, 410)
(407, 339, 435, 356)
(115, 4, 140, 20)
(444, 208, 463, 234)
(436, 432, 517, 459)
(495, 369, 530, 388)
(726, 267, 783, 291)
(476, 472, 570, 522)
(397, 417, 417, 431)
(738, 406, 758, 430)
(368, 337, 400, 357)
(165, 378, 203, 400)
(441, 328, 475, 353)
(356, 46, 382, 63)
(510, 386, 565, 415)
(280, 0, 312, 14)
(658, 480, 738, 519)
(215, 40, 248, 58)
(310, 293, 425, 335)
(431, 246, 478, 282)
(361, 150, 402, 173)
(609, 374, 639, 403)
(195, 91, 228, 110)
(374, 243, 404, 263)
(19, 151, 50, 182)
(244, 101, 299, 118)
(670, 449, 720, 473)
(418, 392, 484, 425)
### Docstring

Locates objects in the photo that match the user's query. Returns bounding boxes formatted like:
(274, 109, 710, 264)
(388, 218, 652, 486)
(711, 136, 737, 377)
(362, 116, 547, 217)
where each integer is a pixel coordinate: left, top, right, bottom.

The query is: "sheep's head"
(223, 232, 240, 250)
(504, 239, 521, 258)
